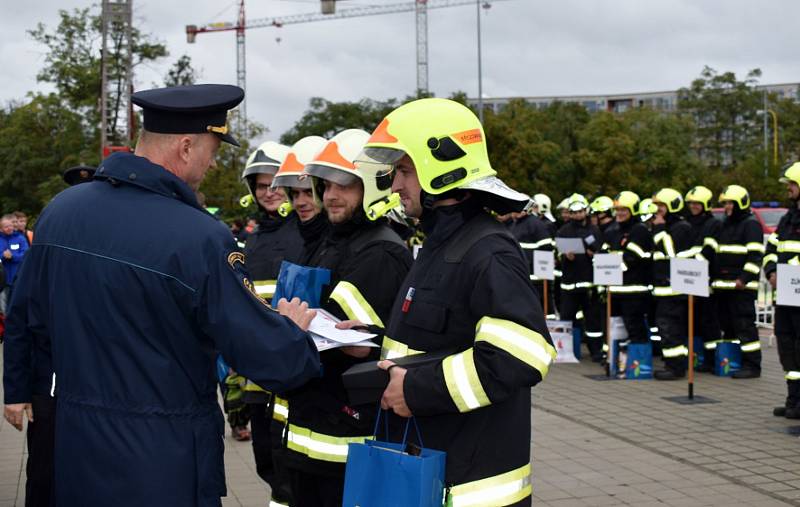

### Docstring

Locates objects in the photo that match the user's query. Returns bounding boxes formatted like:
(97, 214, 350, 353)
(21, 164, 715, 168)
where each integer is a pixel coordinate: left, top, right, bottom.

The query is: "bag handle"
(401, 416, 424, 449)
(372, 404, 390, 439)
(373, 408, 424, 450)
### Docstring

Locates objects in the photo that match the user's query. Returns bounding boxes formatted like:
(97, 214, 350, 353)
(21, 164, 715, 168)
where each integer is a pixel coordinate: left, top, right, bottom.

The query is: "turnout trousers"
(560, 288, 603, 358)
(656, 296, 689, 373)
(716, 290, 761, 371)
(775, 305, 800, 409)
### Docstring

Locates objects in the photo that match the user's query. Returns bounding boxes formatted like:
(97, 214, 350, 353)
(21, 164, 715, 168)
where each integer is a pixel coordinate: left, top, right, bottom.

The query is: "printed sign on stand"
(777, 264, 800, 307)
(547, 320, 578, 363)
(533, 250, 555, 281)
(670, 258, 709, 297)
(593, 253, 623, 286)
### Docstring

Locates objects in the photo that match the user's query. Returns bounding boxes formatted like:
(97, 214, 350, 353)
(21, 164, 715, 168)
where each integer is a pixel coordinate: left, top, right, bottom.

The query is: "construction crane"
(100, 0, 135, 158)
(186, 0, 500, 121)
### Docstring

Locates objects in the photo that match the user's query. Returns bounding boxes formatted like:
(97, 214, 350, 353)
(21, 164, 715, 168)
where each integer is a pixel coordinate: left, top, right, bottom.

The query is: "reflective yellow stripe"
(653, 231, 668, 244)
(475, 316, 557, 379)
(719, 244, 748, 254)
(711, 280, 759, 290)
(285, 424, 368, 463)
(704, 237, 719, 252)
(785, 371, 800, 380)
(272, 396, 289, 423)
(762, 253, 778, 267)
(519, 238, 554, 250)
(662, 345, 689, 358)
(243, 379, 269, 393)
(253, 279, 277, 300)
(627, 242, 650, 259)
(653, 252, 667, 260)
(704, 340, 721, 350)
(329, 281, 384, 326)
(746, 242, 766, 253)
(653, 286, 679, 297)
(743, 262, 760, 274)
(790, 256, 800, 266)
(449, 463, 532, 507)
(443, 349, 491, 412)
(740, 340, 761, 352)
(560, 282, 593, 291)
(608, 285, 650, 293)
(663, 235, 676, 257)
(380, 335, 424, 360)
(585, 331, 603, 338)
(768, 233, 779, 246)
(778, 240, 800, 253)
(575, 310, 584, 320)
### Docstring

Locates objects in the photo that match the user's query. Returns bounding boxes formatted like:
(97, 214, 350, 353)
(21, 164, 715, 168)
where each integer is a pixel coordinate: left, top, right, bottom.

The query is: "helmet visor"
(273, 173, 311, 189)
(364, 147, 406, 165)
(304, 164, 359, 187)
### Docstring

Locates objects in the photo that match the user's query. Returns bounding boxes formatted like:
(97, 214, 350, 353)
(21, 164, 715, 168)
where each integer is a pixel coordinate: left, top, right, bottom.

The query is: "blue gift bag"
(693, 336, 705, 369)
(343, 413, 446, 507)
(572, 326, 582, 360)
(272, 260, 331, 308)
(625, 343, 653, 379)
(215, 355, 230, 384)
(714, 341, 741, 376)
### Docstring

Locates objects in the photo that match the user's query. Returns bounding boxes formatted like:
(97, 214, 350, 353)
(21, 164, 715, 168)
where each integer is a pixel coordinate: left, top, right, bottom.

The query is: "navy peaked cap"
(131, 84, 244, 147)
(63, 165, 97, 186)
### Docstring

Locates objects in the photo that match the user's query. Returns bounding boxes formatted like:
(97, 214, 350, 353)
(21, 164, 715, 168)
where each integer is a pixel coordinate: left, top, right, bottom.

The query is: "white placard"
(547, 320, 577, 363)
(670, 258, 710, 297)
(533, 250, 555, 281)
(777, 264, 800, 307)
(556, 237, 586, 254)
(593, 253, 623, 286)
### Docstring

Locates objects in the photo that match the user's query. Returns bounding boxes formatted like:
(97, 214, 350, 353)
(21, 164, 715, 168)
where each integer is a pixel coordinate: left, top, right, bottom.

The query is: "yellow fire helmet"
(302, 129, 400, 221)
(779, 161, 800, 186)
(614, 191, 641, 216)
(719, 184, 750, 211)
(362, 98, 528, 213)
(271, 136, 327, 217)
(653, 187, 684, 214)
(567, 193, 589, 212)
(590, 195, 614, 214)
(639, 198, 657, 222)
(684, 185, 713, 211)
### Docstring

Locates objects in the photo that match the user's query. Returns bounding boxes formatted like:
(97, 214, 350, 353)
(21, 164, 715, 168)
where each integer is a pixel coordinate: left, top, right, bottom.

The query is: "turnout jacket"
(604, 218, 654, 295)
(764, 204, 800, 280)
(556, 219, 602, 290)
(651, 215, 693, 296)
(2, 152, 321, 507)
(284, 217, 412, 476)
(713, 210, 764, 292)
(507, 213, 555, 281)
(383, 200, 556, 507)
(686, 212, 723, 266)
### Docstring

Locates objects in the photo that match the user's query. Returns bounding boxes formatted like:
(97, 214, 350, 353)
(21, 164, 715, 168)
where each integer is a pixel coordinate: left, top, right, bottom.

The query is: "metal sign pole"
(688, 294, 695, 400)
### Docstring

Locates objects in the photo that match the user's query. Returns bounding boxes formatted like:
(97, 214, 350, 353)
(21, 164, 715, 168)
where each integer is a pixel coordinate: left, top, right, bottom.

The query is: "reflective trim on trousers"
(662, 345, 689, 358)
(380, 335, 424, 360)
(785, 371, 800, 380)
(704, 340, 722, 350)
(740, 340, 761, 353)
(608, 285, 650, 294)
(711, 280, 759, 290)
(719, 244, 748, 254)
(285, 424, 368, 463)
(272, 396, 289, 423)
(330, 280, 384, 326)
(449, 462, 532, 507)
(653, 286, 680, 297)
(560, 282, 593, 291)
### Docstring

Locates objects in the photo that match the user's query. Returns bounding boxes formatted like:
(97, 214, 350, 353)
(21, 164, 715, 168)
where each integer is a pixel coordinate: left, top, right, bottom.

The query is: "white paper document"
(309, 309, 379, 351)
(555, 237, 585, 254)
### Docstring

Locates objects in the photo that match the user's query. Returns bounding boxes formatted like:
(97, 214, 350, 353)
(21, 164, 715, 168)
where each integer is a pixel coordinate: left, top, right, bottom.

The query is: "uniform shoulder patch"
(228, 251, 245, 269)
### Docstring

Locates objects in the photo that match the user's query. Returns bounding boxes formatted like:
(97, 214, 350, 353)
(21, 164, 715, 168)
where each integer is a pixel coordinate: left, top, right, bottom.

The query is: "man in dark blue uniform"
(2, 84, 321, 507)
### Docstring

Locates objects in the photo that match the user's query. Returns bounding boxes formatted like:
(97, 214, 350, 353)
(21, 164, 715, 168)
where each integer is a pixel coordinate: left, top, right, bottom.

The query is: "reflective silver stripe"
(662, 345, 689, 358)
(585, 331, 603, 338)
(520, 238, 554, 249)
(560, 282, 593, 291)
(719, 244, 748, 254)
(740, 340, 761, 352)
(608, 285, 650, 293)
(575, 310, 584, 320)
(443, 349, 490, 412)
(273, 397, 289, 422)
(626, 242, 650, 259)
(746, 242, 765, 253)
(650, 335, 662, 342)
(475, 317, 557, 379)
(380, 336, 424, 360)
(449, 463, 532, 507)
(743, 262, 760, 274)
(778, 240, 800, 253)
(785, 371, 800, 380)
(654, 231, 668, 244)
(653, 252, 667, 260)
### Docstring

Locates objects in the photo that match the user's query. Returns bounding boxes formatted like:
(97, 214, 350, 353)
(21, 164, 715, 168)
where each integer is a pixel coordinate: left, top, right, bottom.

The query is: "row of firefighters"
(505, 174, 800, 419)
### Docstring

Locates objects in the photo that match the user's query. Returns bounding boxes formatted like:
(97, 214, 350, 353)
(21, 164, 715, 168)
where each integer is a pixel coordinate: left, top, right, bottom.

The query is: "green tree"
(164, 55, 198, 87)
(280, 97, 399, 144)
(678, 66, 763, 170)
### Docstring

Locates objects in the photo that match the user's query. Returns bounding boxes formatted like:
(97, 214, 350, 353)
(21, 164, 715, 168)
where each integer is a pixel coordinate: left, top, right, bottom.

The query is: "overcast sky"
(1, 0, 798, 140)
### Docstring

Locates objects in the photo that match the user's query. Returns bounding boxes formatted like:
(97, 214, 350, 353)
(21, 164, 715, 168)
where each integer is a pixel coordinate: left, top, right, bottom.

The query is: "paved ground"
(1, 331, 799, 506)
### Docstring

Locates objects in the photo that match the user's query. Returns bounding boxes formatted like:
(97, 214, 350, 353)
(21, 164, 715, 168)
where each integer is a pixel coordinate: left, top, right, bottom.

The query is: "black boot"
(732, 368, 761, 379)
(774, 380, 797, 416)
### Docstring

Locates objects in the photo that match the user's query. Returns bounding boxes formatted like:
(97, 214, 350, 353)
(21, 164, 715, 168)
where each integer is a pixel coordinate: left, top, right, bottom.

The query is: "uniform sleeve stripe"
(626, 242, 650, 258)
(475, 317, 556, 378)
(443, 349, 491, 413)
(746, 242, 766, 253)
(704, 237, 719, 251)
(329, 281, 384, 327)
(768, 233, 779, 246)
(763, 253, 778, 267)
(743, 262, 760, 274)
(252, 279, 277, 299)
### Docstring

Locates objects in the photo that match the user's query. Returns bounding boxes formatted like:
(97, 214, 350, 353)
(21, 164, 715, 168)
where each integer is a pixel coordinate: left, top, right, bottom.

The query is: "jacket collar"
(94, 152, 204, 212)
